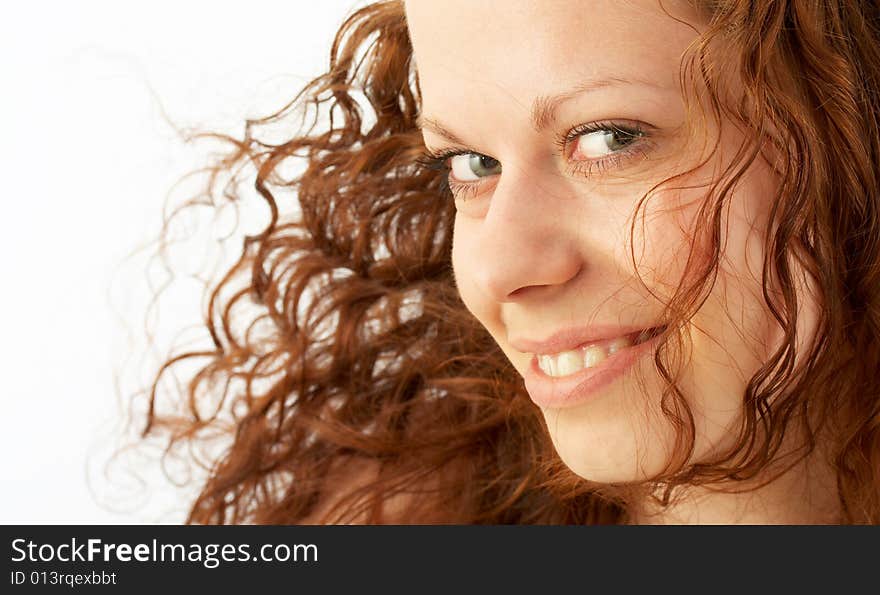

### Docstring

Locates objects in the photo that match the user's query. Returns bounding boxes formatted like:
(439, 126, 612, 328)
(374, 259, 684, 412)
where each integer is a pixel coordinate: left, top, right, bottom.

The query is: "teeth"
(607, 336, 633, 355)
(535, 326, 665, 378)
(635, 329, 652, 344)
(583, 345, 607, 368)
(555, 350, 584, 376)
(538, 354, 556, 376)
(537, 337, 624, 378)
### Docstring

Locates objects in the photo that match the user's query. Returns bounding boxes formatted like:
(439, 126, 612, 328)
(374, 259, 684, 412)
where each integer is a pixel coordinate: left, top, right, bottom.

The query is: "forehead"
(404, 0, 703, 120)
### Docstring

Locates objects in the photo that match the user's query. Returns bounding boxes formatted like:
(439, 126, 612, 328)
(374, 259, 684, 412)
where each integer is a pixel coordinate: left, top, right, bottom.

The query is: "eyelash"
(416, 120, 653, 202)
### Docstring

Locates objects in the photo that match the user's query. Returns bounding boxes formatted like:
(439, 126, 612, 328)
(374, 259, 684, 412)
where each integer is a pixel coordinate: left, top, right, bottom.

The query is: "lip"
(509, 324, 656, 355)
(522, 330, 665, 409)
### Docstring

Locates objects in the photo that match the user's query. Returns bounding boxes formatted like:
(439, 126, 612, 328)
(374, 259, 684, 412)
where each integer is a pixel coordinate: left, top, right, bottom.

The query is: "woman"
(143, 0, 880, 524)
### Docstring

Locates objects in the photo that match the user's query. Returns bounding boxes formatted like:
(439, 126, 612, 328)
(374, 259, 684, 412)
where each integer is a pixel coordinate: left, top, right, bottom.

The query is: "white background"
(0, 0, 365, 523)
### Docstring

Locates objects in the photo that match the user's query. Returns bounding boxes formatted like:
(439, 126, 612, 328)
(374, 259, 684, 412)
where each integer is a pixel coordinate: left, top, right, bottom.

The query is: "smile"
(535, 326, 666, 378)
(523, 325, 668, 409)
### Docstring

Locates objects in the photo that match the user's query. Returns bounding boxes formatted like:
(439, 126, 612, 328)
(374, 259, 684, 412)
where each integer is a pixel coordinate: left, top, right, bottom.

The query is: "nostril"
(508, 285, 550, 299)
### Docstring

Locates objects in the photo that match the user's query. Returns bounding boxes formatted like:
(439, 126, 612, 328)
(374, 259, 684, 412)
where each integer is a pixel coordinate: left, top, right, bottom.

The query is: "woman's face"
(405, 0, 797, 482)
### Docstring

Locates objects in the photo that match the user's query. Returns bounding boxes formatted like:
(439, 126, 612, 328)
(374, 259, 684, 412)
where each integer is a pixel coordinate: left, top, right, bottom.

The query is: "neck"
(630, 448, 841, 525)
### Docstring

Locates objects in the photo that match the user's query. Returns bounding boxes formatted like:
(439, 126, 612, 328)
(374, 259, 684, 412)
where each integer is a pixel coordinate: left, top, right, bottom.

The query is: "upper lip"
(509, 324, 661, 355)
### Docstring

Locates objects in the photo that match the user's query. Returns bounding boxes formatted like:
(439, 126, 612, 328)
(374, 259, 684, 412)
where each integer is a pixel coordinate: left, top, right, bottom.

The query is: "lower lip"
(522, 332, 664, 409)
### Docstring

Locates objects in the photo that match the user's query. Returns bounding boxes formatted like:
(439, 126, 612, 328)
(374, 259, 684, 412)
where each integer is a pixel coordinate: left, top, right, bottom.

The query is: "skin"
(404, 0, 839, 523)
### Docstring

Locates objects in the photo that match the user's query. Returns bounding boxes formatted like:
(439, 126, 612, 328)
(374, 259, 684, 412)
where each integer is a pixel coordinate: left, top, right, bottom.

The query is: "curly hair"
(138, 0, 880, 523)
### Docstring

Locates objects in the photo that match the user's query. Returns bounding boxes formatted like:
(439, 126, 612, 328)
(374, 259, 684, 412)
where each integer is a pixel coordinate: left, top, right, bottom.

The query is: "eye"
(570, 125, 643, 160)
(415, 120, 652, 203)
(449, 153, 502, 182)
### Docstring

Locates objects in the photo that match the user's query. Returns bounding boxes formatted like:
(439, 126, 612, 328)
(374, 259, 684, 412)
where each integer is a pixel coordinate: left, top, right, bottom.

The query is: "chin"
(541, 402, 675, 484)
(539, 378, 749, 486)
(520, 345, 673, 484)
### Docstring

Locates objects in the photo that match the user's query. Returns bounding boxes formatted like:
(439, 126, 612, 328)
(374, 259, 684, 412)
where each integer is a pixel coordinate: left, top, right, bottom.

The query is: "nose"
(466, 164, 585, 302)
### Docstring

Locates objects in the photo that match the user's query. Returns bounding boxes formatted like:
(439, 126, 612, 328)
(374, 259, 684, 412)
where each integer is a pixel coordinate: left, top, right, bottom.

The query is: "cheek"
(627, 185, 707, 299)
(677, 163, 782, 451)
(634, 145, 774, 315)
(702, 159, 779, 363)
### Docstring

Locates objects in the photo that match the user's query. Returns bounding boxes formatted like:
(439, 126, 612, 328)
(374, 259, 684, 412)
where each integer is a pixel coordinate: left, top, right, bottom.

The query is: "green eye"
(450, 153, 501, 181)
(572, 126, 643, 159)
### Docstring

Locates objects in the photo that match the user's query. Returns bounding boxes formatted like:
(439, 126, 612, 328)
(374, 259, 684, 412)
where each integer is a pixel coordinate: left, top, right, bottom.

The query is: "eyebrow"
(417, 76, 653, 143)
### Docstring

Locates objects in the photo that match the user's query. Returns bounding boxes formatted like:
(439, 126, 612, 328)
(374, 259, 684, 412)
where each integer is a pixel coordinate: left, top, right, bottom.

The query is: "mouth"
(523, 324, 670, 409)
(534, 325, 668, 378)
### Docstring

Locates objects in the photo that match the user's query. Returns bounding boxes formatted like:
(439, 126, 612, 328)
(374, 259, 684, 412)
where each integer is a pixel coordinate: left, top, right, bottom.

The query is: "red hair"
(138, 0, 880, 523)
